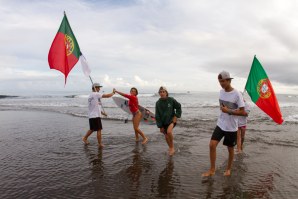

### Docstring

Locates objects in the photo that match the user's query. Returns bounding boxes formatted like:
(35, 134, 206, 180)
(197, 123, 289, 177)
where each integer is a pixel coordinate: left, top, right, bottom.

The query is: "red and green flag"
(48, 13, 81, 84)
(245, 56, 283, 124)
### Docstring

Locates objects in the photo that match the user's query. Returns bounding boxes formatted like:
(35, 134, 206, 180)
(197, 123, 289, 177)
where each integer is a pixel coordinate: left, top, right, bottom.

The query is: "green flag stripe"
(245, 56, 268, 102)
(57, 15, 80, 59)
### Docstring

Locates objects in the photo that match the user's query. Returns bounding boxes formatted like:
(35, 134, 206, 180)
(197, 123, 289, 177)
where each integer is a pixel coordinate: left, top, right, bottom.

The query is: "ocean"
(1, 91, 298, 198)
(1, 91, 298, 123)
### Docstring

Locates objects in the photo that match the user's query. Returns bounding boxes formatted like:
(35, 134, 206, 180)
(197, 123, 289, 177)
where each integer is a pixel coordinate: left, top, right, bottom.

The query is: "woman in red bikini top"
(114, 87, 148, 144)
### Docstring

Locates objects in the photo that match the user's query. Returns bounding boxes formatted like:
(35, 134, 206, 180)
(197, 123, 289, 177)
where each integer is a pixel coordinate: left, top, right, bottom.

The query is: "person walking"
(202, 71, 247, 177)
(82, 83, 115, 148)
(155, 86, 182, 156)
(114, 87, 149, 144)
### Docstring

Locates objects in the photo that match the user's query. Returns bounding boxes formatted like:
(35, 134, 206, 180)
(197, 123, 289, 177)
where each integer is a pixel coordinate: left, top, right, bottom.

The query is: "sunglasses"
(159, 91, 166, 93)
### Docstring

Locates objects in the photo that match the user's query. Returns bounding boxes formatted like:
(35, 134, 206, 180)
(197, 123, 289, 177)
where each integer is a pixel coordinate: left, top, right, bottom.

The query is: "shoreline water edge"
(1, 92, 298, 198)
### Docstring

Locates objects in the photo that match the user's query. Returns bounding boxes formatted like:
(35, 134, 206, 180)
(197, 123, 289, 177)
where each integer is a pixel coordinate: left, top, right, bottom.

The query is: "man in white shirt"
(82, 83, 115, 148)
(202, 71, 247, 177)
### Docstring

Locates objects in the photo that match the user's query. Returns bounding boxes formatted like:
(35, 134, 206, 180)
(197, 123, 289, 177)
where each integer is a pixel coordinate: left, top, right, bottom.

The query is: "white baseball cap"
(218, 71, 233, 80)
(92, 83, 102, 87)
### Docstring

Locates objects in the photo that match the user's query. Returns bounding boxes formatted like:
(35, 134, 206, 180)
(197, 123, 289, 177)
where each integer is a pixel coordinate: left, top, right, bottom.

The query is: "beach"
(1, 107, 298, 198)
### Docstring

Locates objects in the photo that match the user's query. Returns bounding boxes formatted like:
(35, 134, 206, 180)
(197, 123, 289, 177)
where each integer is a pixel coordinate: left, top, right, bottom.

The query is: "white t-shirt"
(217, 89, 245, 132)
(88, 92, 103, 118)
(238, 101, 250, 127)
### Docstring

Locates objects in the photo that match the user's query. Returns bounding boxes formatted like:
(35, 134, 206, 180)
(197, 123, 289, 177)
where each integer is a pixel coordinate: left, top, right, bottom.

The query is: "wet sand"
(1, 110, 298, 198)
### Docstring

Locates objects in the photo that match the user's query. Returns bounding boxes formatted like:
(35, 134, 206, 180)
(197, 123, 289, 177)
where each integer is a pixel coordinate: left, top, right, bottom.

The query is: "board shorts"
(132, 110, 141, 117)
(89, 117, 102, 131)
(238, 125, 246, 130)
(161, 122, 176, 135)
(211, 126, 237, 147)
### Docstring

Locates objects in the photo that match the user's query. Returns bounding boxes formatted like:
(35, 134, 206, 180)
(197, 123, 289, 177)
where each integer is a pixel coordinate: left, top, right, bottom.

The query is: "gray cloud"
(0, 0, 298, 94)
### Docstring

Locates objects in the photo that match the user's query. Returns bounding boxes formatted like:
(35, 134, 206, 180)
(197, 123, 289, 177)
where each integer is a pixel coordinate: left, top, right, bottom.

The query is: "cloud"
(0, 0, 298, 94)
(134, 75, 148, 86)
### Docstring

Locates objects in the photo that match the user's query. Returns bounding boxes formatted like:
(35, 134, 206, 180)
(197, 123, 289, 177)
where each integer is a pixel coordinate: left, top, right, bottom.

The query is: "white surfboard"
(112, 96, 156, 124)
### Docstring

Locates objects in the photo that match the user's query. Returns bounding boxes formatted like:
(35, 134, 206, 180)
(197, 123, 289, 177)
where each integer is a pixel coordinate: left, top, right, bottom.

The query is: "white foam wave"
(285, 114, 298, 122)
(137, 93, 155, 97)
(279, 103, 298, 108)
(75, 95, 89, 98)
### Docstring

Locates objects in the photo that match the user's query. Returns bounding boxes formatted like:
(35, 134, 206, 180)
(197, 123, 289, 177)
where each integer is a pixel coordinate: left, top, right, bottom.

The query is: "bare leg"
(164, 134, 171, 147)
(132, 114, 140, 141)
(202, 140, 219, 177)
(166, 123, 175, 155)
(97, 130, 104, 148)
(224, 146, 234, 176)
(236, 128, 242, 153)
(133, 112, 148, 144)
(82, 130, 93, 145)
(241, 128, 246, 151)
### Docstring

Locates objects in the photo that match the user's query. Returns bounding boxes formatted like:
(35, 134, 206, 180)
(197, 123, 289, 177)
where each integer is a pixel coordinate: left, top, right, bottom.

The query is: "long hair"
(131, 87, 138, 95)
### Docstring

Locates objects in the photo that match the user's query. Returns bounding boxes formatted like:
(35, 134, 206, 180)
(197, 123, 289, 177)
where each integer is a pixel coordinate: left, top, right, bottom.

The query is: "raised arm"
(115, 90, 132, 99)
(115, 89, 125, 96)
(102, 88, 116, 98)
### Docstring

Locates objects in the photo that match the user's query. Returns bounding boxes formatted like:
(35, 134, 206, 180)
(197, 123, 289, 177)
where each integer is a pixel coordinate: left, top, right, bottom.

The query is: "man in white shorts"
(202, 71, 247, 177)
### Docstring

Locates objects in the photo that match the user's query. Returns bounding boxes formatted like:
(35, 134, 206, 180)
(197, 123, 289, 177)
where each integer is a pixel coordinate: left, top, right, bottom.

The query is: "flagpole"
(89, 75, 94, 85)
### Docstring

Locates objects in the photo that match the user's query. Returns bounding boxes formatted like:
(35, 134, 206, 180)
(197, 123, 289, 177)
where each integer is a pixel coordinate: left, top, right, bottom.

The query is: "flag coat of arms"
(48, 13, 81, 83)
(245, 56, 283, 124)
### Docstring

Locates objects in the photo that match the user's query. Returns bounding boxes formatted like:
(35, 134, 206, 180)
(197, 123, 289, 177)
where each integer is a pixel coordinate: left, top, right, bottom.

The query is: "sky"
(1, 0, 298, 94)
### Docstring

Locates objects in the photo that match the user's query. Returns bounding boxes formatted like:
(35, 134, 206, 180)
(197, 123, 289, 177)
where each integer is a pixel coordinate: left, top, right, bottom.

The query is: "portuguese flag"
(48, 13, 81, 84)
(245, 56, 283, 124)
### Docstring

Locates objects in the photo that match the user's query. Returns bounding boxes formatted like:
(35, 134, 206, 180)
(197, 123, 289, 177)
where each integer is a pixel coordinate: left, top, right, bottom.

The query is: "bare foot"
(168, 148, 175, 156)
(142, 137, 148, 144)
(135, 137, 139, 142)
(98, 144, 104, 149)
(224, 170, 231, 176)
(82, 137, 90, 145)
(235, 149, 242, 154)
(202, 170, 215, 177)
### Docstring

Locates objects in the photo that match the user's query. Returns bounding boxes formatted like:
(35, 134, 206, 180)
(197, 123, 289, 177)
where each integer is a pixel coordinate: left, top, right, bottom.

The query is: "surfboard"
(112, 96, 156, 124)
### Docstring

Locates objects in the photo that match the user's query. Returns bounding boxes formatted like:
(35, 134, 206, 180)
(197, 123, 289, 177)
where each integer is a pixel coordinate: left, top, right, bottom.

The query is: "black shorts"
(211, 126, 237, 147)
(162, 122, 176, 134)
(89, 117, 103, 131)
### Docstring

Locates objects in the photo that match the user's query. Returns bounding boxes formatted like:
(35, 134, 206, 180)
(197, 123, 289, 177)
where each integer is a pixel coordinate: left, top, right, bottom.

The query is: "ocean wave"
(249, 136, 298, 148)
(137, 93, 155, 97)
(279, 103, 298, 108)
(68, 112, 134, 122)
(64, 95, 77, 98)
(285, 114, 298, 122)
(65, 94, 89, 98)
(66, 93, 156, 98)
(0, 95, 19, 99)
(182, 104, 218, 108)
(0, 103, 87, 108)
(287, 95, 298, 98)
(66, 94, 155, 99)
(140, 104, 220, 109)
(152, 92, 192, 97)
